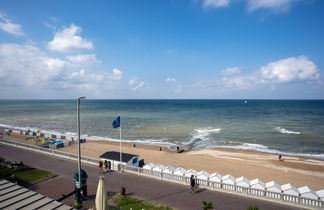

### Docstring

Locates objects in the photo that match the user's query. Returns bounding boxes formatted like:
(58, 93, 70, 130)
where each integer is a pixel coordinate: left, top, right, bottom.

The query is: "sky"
(0, 0, 324, 99)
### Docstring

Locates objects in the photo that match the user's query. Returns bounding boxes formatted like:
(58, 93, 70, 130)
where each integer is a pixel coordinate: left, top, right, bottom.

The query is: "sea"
(0, 99, 324, 159)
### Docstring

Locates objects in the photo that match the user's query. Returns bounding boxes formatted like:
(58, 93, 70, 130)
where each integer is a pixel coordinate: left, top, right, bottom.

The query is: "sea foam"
(276, 127, 301, 135)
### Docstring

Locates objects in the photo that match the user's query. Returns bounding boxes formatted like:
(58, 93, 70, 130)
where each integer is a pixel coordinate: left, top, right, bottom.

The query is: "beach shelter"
(250, 178, 266, 190)
(281, 183, 299, 196)
(316, 189, 324, 201)
(222, 174, 236, 185)
(196, 171, 209, 180)
(163, 165, 176, 174)
(236, 176, 250, 188)
(95, 176, 108, 210)
(185, 169, 197, 177)
(174, 167, 186, 176)
(266, 181, 282, 193)
(152, 164, 165, 172)
(143, 163, 155, 170)
(298, 186, 318, 199)
(209, 172, 222, 183)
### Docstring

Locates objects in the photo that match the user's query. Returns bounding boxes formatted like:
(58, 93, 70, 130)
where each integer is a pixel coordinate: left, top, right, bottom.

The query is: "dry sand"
(58, 140, 324, 190)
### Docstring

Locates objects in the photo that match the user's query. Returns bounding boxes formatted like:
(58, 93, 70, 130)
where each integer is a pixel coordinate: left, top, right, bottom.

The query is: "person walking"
(103, 160, 108, 172)
(98, 160, 103, 173)
(190, 175, 196, 193)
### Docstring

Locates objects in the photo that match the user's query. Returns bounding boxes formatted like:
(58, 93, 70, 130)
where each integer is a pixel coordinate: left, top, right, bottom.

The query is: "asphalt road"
(0, 143, 306, 210)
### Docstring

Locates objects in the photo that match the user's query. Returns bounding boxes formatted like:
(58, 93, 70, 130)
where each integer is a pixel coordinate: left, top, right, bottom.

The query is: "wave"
(276, 127, 301, 135)
(192, 127, 222, 139)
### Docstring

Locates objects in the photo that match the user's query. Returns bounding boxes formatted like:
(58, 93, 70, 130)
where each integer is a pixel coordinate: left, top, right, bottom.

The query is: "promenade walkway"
(0, 143, 305, 210)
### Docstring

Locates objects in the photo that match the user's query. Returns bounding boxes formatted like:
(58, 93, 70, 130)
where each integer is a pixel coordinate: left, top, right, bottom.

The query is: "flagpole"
(119, 123, 122, 165)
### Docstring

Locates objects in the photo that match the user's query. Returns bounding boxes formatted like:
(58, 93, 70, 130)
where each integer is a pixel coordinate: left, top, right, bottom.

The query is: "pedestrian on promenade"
(103, 160, 108, 172)
(190, 175, 196, 193)
(98, 160, 103, 173)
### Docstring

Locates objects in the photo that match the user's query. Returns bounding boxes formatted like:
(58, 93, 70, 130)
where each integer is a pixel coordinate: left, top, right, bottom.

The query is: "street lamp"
(77, 96, 86, 192)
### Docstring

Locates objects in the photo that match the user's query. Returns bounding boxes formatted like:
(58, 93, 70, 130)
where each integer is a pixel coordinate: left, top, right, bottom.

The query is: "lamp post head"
(78, 96, 86, 100)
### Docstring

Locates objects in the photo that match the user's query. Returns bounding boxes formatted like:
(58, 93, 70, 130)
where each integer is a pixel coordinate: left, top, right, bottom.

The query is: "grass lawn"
(110, 194, 173, 210)
(0, 164, 56, 186)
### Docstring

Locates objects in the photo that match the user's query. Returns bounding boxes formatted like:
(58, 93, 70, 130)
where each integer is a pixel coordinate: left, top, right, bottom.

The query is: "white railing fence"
(1, 138, 323, 209)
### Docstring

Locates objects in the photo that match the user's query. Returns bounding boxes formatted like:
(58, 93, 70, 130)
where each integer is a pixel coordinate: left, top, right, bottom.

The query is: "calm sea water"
(0, 99, 324, 159)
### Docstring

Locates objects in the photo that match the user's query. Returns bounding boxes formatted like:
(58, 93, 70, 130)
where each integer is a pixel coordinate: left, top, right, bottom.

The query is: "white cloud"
(66, 54, 101, 64)
(202, 0, 303, 13)
(0, 13, 24, 36)
(247, 0, 300, 12)
(0, 43, 66, 87)
(221, 67, 241, 76)
(129, 77, 145, 91)
(165, 77, 182, 93)
(260, 56, 319, 83)
(203, 0, 231, 8)
(47, 24, 93, 53)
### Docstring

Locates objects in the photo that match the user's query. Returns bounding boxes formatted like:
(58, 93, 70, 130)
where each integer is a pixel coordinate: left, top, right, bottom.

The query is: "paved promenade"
(0, 143, 305, 210)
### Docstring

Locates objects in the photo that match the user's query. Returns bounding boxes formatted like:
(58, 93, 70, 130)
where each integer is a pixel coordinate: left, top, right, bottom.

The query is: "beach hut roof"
(196, 171, 209, 180)
(185, 169, 197, 177)
(298, 186, 318, 199)
(174, 167, 186, 175)
(281, 183, 299, 196)
(250, 178, 265, 189)
(209, 172, 222, 182)
(222, 174, 236, 184)
(236, 177, 250, 187)
(316, 189, 324, 198)
(143, 163, 155, 170)
(100, 151, 138, 162)
(163, 165, 175, 172)
(266, 181, 281, 192)
(153, 164, 165, 171)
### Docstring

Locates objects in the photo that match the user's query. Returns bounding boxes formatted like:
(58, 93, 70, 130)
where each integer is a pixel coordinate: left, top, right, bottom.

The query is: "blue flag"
(112, 116, 120, 128)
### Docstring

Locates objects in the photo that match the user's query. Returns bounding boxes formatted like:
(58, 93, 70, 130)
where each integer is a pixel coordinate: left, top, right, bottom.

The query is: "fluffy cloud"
(260, 56, 319, 83)
(47, 24, 93, 53)
(247, 0, 301, 12)
(129, 77, 145, 91)
(165, 77, 182, 93)
(203, 0, 231, 8)
(221, 67, 241, 76)
(202, 0, 303, 12)
(0, 13, 24, 36)
(0, 43, 66, 86)
(66, 54, 101, 65)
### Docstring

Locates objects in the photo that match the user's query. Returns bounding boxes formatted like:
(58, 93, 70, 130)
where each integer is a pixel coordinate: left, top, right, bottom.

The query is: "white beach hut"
(250, 178, 266, 196)
(298, 186, 318, 199)
(185, 169, 197, 178)
(174, 167, 186, 176)
(196, 171, 209, 180)
(282, 183, 299, 202)
(266, 181, 282, 199)
(143, 163, 155, 170)
(209, 172, 222, 183)
(152, 164, 165, 172)
(316, 189, 324, 201)
(163, 165, 176, 174)
(222, 174, 236, 190)
(236, 176, 250, 189)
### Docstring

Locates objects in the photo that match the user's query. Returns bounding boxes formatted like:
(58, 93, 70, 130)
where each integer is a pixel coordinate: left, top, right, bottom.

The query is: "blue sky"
(0, 0, 323, 99)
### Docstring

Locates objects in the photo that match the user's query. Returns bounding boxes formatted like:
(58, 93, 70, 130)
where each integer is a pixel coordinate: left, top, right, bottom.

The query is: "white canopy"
(185, 169, 197, 177)
(174, 167, 186, 176)
(222, 174, 236, 185)
(143, 163, 155, 170)
(196, 171, 209, 180)
(266, 181, 282, 193)
(163, 165, 176, 174)
(298, 186, 318, 199)
(250, 178, 265, 190)
(236, 176, 250, 187)
(281, 183, 299, 196)
(209, 172, 222, 182)
(152, 164, 165, 172)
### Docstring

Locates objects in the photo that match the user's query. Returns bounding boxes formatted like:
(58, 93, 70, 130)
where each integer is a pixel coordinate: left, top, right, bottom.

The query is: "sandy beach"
(58, 139, 324, 190)
(2, 132, 324, 190)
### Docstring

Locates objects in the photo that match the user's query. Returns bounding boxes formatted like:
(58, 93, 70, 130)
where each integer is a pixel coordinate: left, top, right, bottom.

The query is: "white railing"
(1, 138, 323, 209)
